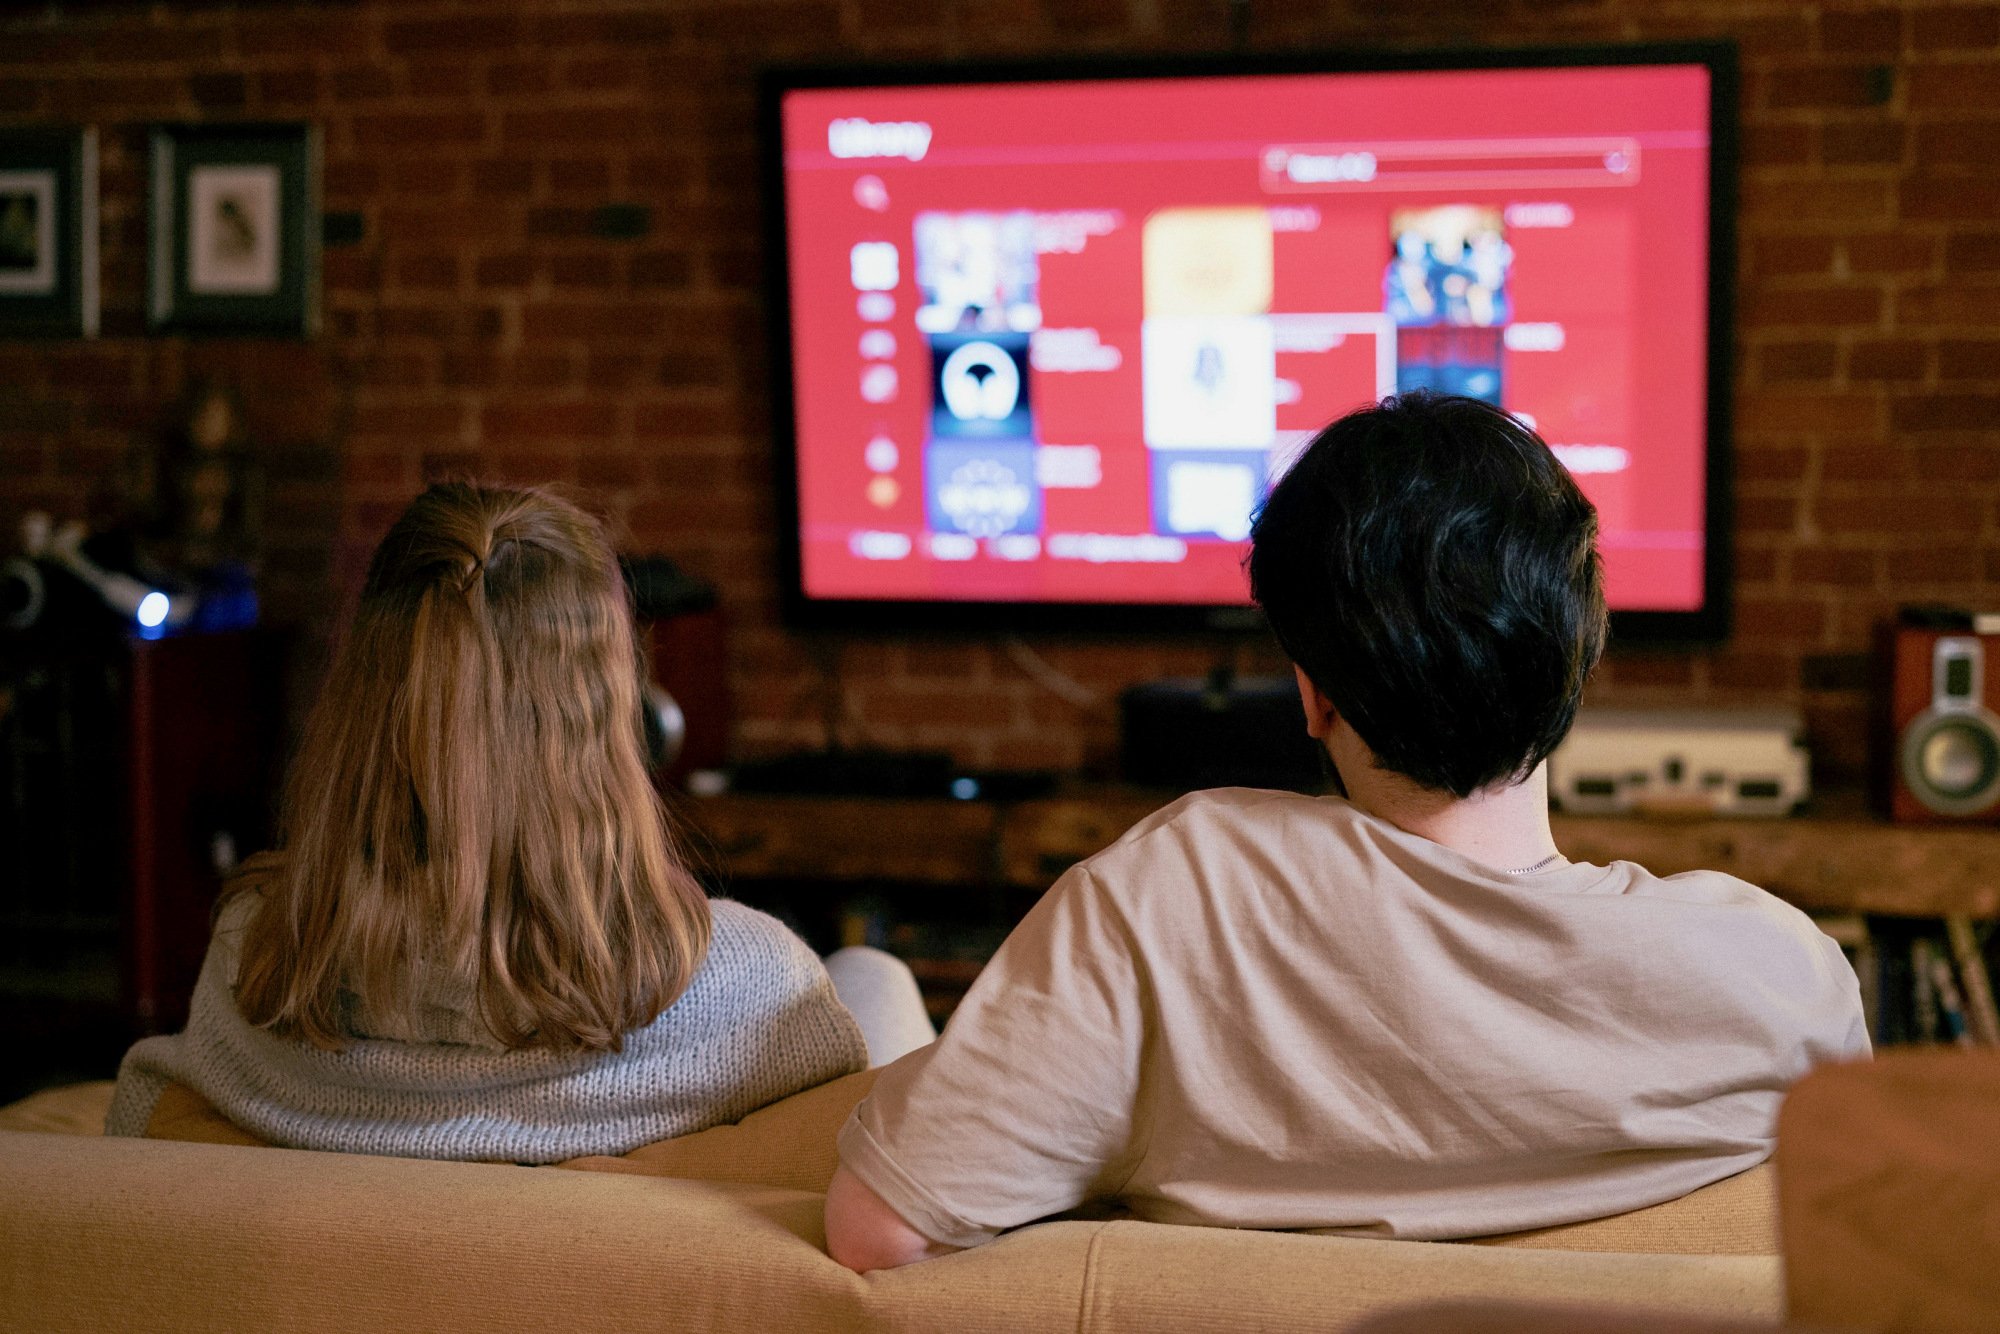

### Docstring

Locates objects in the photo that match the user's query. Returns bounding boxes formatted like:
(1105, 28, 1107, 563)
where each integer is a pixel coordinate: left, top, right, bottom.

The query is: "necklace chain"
(1504, 853, 1564, 876)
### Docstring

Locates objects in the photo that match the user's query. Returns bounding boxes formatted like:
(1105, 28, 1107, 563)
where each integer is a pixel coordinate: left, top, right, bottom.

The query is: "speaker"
(1880, 611, 2000, 824)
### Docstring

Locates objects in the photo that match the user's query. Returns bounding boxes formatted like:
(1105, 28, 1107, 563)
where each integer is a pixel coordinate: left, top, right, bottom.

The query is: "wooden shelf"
(682, 786, 2000, 920)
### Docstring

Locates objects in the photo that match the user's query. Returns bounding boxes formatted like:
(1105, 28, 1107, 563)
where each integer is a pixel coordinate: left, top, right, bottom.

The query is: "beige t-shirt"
(839, 788, 1870, 1246)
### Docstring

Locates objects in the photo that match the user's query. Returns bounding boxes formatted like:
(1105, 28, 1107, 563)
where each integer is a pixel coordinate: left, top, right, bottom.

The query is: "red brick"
(1736, 444, 1813, 481)
(1792, 548, 1880, 586)
(1742, 179, 1894, 222)
(562, 57, 644, 92)
(549, 159, 613, 192)
(350, 402, 466, 439)
(1759, 341, 1839, 382)
(408, 62, 478, 99)
(1891, 393, 2000, 431)
(578, 452, 647, 488)
(502, 107, 646, 145)
(526, 207, 597, 238)
(1741, 124, 1815, 169)
(549, 254, 617, 288)
(1733, 597, 1830, 641)
(1736, 392, 1883, 435)
(353, 112, 488, 152)
(1750, 235, 1837, 278)
(253, 65, 322, 110)
(1943, 234, 2000, 273)
(475, 254, 535, 288)
(441, 352, 576, 389)
(1914, 444, 2000, 481)
(1766, 64, 1894, 110)
(330, 64, 397, 102)
(1848, 338, 1928, 381)
(634, 398, 740, 438)
(238, 16, 371, 59)
(488, 62, 552, 96)
(1606, 655, 1695, 689)
(1911, 6, 2000, 51)
(1897, 285, 2000, 325)
(1907, 62, 2000, 110)
(472, 159, 535, 196)
(378, 205, 513, 242)
(385, 159, 466, 198)
(1821, 122, 1905, 166)
(1845, 233, 1935, 274)
(1938, 339, 2000, 379)
(523, 301, 671, 340)
(383, 16, 524, 53)
(1820, 9, 1905, 53)
(1817, 493, 1981, 535)
(1914, 121, 2000, 169)
(1742, 286, 1885, 328)
(532, 12, 684, 47)
(1711, 651, 1795, 690)
(1887, 544, 1984, 583)
(1820, 443, 1906, 481)
(393, 255, 460, 291)
(632, 250, 694, 289)
(481, 401, 619, 443)
(1737, 496, 1803, 535)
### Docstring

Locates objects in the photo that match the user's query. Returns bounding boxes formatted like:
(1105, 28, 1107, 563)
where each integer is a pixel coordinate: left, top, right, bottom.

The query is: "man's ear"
(1292, 664, 1336, 740)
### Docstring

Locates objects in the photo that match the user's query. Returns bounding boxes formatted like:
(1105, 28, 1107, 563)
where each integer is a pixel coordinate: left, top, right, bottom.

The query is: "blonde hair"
(230, 482, 711, 1052)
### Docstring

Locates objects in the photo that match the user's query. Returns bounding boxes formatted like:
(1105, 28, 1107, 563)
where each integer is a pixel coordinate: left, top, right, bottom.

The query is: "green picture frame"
(148, 122, 320, 336)
(0, 127, 99, 339)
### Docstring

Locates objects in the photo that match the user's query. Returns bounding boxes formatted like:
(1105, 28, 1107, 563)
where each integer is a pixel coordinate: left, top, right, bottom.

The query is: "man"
(825, 393, 1869, 1272)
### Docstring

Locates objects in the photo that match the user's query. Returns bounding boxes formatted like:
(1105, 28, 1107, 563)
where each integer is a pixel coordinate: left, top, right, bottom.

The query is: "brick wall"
(3, 0, 1996, 783)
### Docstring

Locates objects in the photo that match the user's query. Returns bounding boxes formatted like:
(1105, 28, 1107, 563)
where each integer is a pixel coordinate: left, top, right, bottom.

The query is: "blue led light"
(136, 591, 170, 628)
(950, 776, 980, 801)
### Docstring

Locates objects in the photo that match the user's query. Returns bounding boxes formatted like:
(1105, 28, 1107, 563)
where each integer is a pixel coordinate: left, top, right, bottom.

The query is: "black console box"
(1120, 675, 1327, 794)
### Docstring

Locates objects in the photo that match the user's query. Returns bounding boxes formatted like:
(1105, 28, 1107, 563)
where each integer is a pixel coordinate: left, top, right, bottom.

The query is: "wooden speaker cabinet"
(123, 629, 288, 1032)
(1878, 616, 2000, 825)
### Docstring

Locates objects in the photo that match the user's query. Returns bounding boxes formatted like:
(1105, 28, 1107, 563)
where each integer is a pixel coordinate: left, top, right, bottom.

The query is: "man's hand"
(824, 1164, 964, 1273)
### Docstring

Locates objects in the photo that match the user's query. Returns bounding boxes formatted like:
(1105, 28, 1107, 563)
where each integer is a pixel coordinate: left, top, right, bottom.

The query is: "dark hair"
(1248, 392, 1606, 797)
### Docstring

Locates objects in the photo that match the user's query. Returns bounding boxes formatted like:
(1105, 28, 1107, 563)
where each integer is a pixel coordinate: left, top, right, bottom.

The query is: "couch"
(0, 1070, 1786, 1332)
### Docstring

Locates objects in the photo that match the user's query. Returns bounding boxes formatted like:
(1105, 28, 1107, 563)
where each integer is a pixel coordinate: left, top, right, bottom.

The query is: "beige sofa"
(0, 1072, 1785, 1332)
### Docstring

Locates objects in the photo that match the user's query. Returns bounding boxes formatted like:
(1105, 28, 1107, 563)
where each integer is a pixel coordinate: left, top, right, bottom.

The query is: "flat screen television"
(759, 43, 1736, 640)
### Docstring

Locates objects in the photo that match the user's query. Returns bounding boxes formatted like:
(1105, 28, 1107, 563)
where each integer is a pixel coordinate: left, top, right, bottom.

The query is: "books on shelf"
(1824, 913, 2000, 1049)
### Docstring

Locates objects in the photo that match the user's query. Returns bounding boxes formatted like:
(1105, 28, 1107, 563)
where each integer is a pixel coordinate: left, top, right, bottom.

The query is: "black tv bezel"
(757, 41, 1738, 643)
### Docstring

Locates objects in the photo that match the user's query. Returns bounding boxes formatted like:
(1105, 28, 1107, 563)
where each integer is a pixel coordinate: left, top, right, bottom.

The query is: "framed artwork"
(148, 123, 320, 336)
(0, 128, 99, 338)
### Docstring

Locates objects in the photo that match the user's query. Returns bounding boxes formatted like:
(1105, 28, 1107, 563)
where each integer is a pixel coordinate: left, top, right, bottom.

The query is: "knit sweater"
(104, 897, 868, 1162)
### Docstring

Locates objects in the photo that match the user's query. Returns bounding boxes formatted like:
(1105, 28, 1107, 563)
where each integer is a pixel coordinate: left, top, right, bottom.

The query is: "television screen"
(761, 46, 1735, 637)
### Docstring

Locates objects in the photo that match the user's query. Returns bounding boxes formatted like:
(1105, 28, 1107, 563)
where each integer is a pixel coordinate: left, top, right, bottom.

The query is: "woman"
(107, 483, 927, 1162)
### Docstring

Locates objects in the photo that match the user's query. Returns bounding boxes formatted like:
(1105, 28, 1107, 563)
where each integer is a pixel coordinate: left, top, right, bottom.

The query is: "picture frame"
(148, 123, 320, 336)
(0, 128, 99, 338)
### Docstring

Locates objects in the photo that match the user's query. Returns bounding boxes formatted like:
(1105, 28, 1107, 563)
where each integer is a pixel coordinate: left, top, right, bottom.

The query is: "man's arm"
(824, 1164, 963, 1272)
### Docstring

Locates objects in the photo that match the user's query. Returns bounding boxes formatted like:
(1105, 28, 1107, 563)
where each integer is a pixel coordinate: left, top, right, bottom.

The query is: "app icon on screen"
(927, 331, 1034, 441)
(1141, 316, 1277, 450)
(1142, 207, 1274, 317)
(1387, 204, 1511, 405)
(925, 439, 1042, 539)
(914, 211, 1039, 334)
(1154, 456, 1261, 543)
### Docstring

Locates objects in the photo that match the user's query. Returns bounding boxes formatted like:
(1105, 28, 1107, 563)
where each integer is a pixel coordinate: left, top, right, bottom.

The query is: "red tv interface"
(768, 55, 1728, 624)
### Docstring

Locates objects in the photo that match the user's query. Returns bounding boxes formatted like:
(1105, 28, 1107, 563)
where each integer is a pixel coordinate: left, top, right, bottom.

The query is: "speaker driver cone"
(1901, 707, 2000, 816)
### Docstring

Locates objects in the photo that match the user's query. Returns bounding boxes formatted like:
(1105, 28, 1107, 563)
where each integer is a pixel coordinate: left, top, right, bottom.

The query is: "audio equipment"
(1879, 608, 2000, 824)
(1549, 708, 1810, 816)
(1120, 673, 1327, 794)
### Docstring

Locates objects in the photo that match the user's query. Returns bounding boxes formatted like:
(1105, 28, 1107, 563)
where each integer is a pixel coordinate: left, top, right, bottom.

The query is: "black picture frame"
(0, 128, 98, 339)
(756, 42, 1738, 644)
(148, 122, 320, 336)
